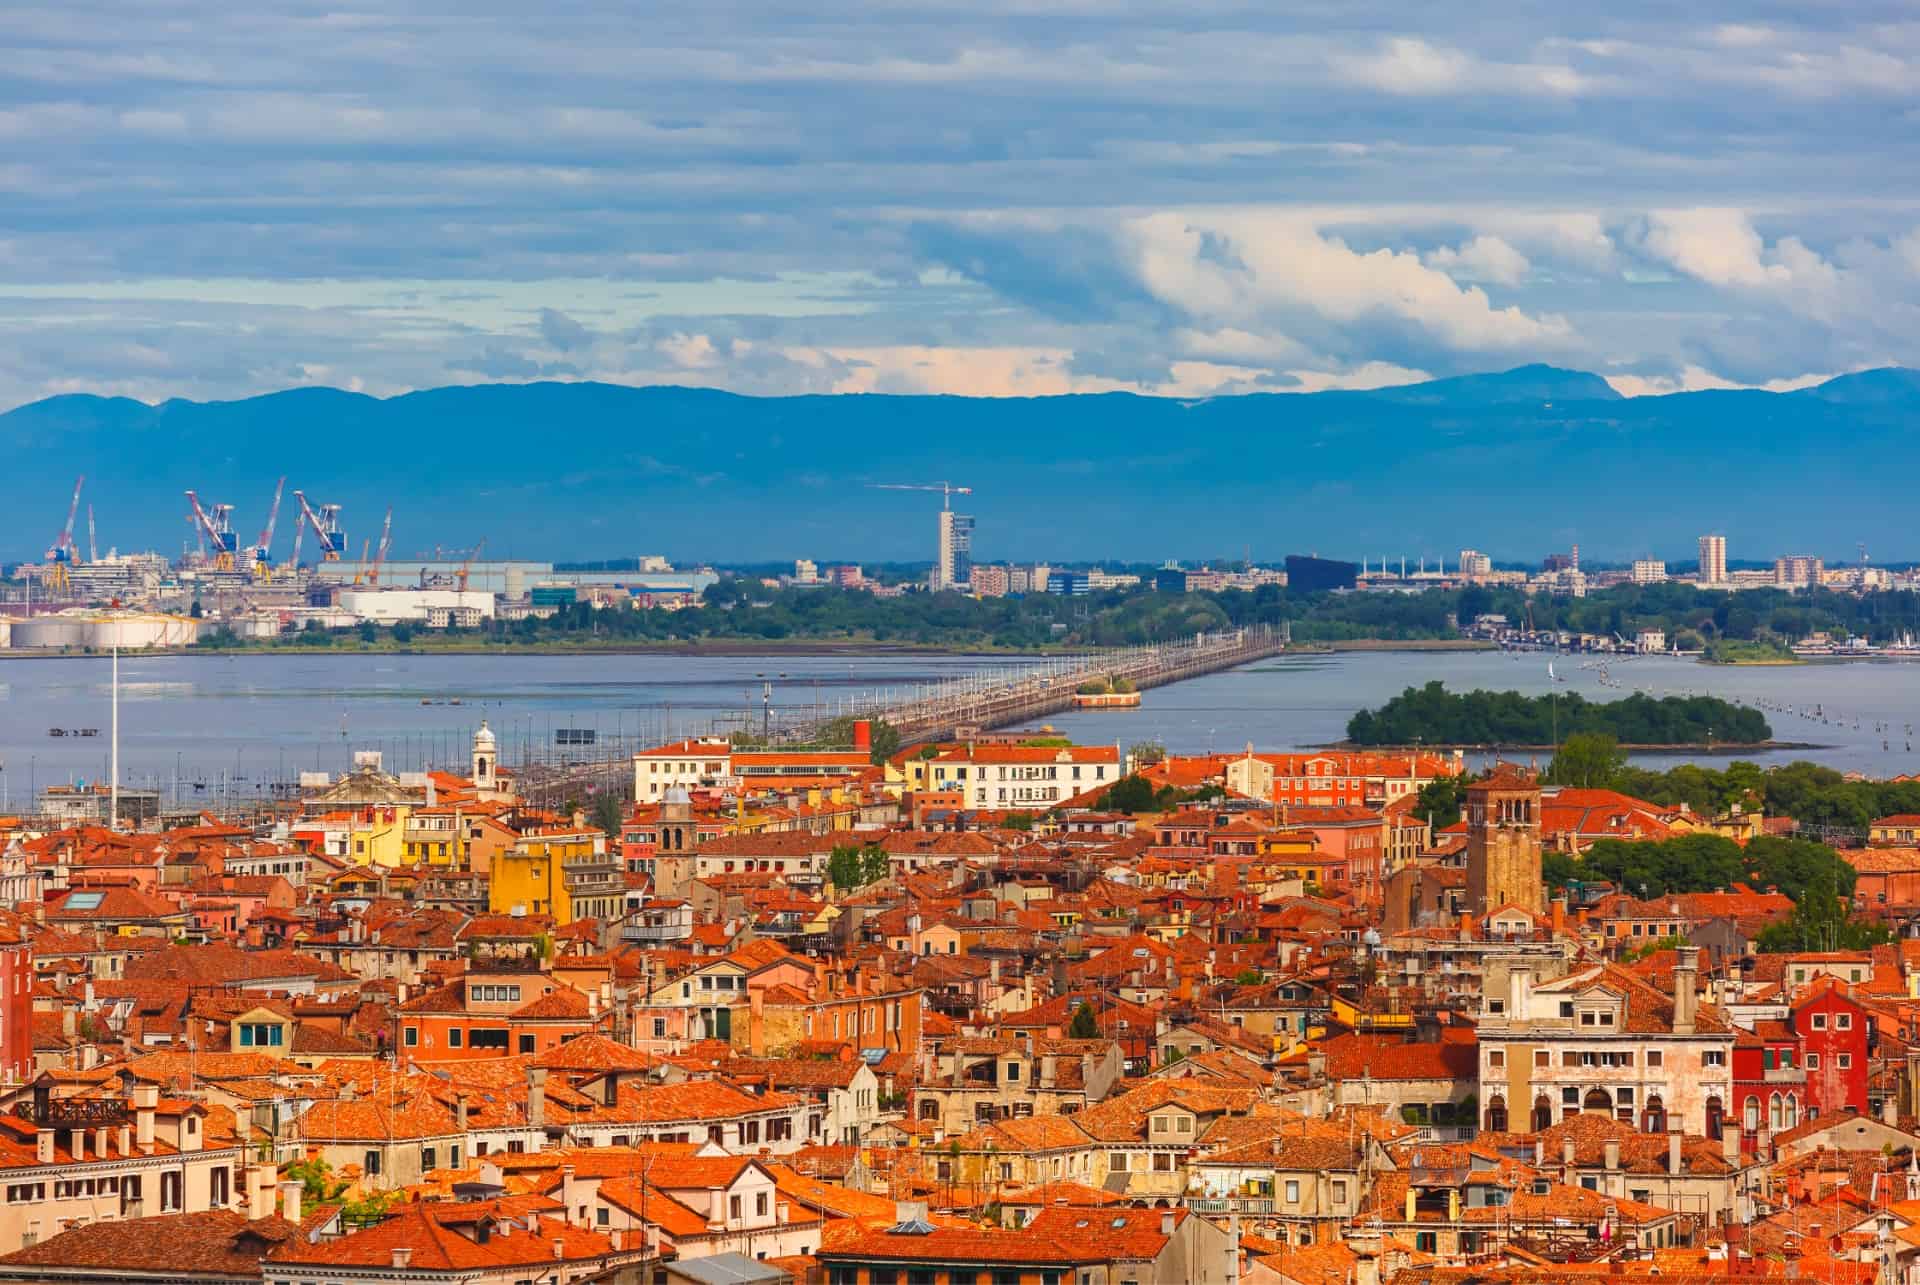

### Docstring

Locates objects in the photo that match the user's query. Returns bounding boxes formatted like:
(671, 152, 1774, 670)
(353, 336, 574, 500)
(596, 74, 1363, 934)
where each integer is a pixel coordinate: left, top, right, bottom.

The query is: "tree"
(1003, 812, 1035, 831)
(828, 842, 891, 892)
(1412, 775, 1469, 829)
(1068, 1002, 1101, 1039)
(1545, 733, 1627, 790)
(1099, 775, 1160, 812)
(860, 844, 890, 886)
(589, 793, 624, 837)
(357, 620, 378, 644)
(1127, 741, 1168, 768)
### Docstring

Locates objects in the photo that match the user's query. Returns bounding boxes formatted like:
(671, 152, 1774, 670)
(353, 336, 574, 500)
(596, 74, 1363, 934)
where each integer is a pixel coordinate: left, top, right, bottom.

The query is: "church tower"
(471, 721, 497, 793)
(1465, 767, 1545, 916)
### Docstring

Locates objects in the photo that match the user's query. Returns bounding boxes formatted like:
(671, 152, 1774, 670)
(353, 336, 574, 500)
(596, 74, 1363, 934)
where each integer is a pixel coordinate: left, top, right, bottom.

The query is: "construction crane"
(250, 476, 286, 580)
(366, 507, 394, 587)
(184, 490, 238, 571)
(41, 475, 84, 593)
(866, 481, 973, 509)
(456, 537, 487, 592)
(293, 491, 347, 561)
(352, 539, 372, 585)
(290, 504, 305, 569)
(86, 505, 97, 565)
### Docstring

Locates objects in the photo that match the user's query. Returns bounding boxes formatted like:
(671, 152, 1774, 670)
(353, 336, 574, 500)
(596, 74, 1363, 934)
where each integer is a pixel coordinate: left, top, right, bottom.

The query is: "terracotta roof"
(0, 1209, 302, 1277)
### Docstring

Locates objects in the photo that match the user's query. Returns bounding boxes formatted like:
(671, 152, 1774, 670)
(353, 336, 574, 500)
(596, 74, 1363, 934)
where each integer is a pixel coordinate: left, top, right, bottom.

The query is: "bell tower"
(471, 721, 497, 792)
(1465, 767, 1544, 916)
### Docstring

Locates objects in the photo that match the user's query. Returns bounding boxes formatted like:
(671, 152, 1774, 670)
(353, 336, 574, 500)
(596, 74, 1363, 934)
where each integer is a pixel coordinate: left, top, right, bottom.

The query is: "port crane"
(366, 507, 394, 587)
(294, 491, 347, 562)
(250, 476, 286, 580)
(41, 475, 85, 593)
(456, 538, 487, 592)
(86, 505, 97, 565)
(866, 481, 973, 509)
(185, 490, 239, 571)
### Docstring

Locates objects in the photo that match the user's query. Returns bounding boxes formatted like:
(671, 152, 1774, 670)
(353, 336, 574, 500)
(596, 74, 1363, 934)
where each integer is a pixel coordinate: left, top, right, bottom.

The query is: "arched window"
(1533, 1095, 1554, 1132)
(1784, 1095, 1798, 1129)
(1642, 1095, 1667, 1135)
(1705, 1095, 1725, 1140)
(1744, 1096, 1760, 1131)
(1583, 1088, 1614, 1114)
(1485, 1095, 1508, 1133)
(1769, 1093, 1784, 1130)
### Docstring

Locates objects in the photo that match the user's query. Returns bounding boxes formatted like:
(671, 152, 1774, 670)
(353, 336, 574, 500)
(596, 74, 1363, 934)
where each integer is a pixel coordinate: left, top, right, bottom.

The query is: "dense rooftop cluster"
(3, 727, 1920, 1284)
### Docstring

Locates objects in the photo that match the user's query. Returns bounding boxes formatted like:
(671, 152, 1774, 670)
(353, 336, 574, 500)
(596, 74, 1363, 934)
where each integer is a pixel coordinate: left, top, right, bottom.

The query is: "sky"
(2, 1, 1918, 411)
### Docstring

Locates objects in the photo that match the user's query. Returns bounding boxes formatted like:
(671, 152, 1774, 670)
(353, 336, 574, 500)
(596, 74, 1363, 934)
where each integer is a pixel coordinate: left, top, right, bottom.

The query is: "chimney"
(1351, 1220, 1384, 1285)
(280, 1179, 303, 1223)
(1673, 946, 1700, 1035)
(133, 1083, 157, 1149)
(455, 1094, 469, 1134)
(70, 1128, 86, 1162)
(1161, 1209, 1176, 1237)
(391, 1248, 412, 1269)
(1669, 1130, 1683, 1175)
(561, 1164, 580, 1225)
(245, 1166, 271, 1219)
(1604, 1138, 1620, 1173)
(528, 1067, 547, 1130)
(1884, 1096, 1900, 1126)
(34, 1129, 53, 1164)
(1551, 894, 1568, 936)
(1562, 1136, 1576, 1180)
(1508, 964, 1532, 1020)
(1721, 1120, 1740, 1165)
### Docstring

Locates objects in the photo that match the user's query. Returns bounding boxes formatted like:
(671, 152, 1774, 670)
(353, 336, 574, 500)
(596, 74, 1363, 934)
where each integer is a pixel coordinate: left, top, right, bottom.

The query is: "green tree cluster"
(1348, 682, 1768, 747)
(827, 842, 890, 892)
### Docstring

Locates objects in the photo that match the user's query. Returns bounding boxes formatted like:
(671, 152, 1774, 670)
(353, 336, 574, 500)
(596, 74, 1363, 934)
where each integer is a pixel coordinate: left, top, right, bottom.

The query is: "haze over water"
(5, 649, 1919, 808)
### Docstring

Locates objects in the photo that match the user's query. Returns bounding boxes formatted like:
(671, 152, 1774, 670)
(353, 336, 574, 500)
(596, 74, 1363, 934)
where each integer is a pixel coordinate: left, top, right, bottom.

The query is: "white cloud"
(1278, 361, 1432, 393)
(1123, 211, 1572, 352)
(1333, 37, 1599, 98)
(1425, 235, 1530, 286)
(1604, 365, 1837, 397)
(1640, 208, 1783, 288)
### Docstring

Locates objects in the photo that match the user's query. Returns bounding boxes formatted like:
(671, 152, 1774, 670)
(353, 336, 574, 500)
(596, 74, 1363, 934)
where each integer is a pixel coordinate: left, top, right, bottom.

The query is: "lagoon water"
(5, 647, 1920, 806)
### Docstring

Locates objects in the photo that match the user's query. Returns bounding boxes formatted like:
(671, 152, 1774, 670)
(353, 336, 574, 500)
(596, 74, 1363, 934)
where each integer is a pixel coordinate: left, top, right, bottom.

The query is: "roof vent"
(888, 1217, 938, 1236)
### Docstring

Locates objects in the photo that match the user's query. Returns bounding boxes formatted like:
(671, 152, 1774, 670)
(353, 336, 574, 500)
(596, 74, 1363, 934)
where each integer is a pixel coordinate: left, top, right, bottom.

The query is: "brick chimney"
(280, 1178, 303, 1223)
(528, 1067, 547, 1130)
(1673, 946, 1700, 1036)
(391, 1247, 412, 1268)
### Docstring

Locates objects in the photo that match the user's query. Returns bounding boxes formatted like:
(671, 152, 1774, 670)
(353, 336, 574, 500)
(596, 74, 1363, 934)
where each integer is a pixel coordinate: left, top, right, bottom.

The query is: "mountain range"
(5, 365, 1918, 565)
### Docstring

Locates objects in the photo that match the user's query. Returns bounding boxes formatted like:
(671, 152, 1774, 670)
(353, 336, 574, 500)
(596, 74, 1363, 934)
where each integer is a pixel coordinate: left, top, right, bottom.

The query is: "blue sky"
(2, 0, 1918, 410)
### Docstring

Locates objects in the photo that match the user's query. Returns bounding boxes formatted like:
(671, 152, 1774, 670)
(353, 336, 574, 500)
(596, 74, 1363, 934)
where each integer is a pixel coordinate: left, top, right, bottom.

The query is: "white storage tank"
(87, 613, 200, 648)
(13, 614, 90, 648)
(0, 617, 10, 648)
(231, 613, 283, 640)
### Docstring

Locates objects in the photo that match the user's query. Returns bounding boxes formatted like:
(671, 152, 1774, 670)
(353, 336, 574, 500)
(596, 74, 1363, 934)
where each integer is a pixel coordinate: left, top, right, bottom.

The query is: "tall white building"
(1458, 549, 1493, 578)
(1697, 535, 1727, 585)
(935, 510, 975, 591)
(1632, 559, 1668, 584)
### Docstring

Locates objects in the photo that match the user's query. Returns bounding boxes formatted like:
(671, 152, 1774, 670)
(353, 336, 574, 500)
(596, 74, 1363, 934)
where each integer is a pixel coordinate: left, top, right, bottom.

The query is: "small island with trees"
(1345, 681, 1774, 749)
(1072, 675, 1140, 709)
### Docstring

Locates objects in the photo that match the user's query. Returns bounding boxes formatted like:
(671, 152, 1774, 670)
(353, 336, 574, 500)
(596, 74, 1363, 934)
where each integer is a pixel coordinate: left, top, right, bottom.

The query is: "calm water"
(0, 651, 1045, 805)
(1035, 650, 1920, 776)
(7, 647, 1920, 807)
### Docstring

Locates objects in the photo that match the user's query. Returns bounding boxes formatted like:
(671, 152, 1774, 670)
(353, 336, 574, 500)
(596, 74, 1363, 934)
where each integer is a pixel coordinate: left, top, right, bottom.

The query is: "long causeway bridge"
(514, 623, 1290, 803)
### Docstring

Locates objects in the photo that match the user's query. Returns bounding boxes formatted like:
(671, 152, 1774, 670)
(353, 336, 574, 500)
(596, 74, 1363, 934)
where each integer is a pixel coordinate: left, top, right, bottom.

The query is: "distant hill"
(4, 366, 1916, 563)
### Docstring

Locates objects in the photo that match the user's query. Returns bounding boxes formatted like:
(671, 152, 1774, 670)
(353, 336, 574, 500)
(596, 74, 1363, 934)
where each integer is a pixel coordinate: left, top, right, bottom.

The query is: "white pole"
(110, 645, 120, 830)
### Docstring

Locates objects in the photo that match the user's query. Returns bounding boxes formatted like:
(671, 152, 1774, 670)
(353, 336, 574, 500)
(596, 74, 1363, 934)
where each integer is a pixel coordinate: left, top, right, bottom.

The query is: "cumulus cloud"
(1425, 235, 1531, 286)
(1122, 211, 1572, 353)
(1333, 37, 1599, 97)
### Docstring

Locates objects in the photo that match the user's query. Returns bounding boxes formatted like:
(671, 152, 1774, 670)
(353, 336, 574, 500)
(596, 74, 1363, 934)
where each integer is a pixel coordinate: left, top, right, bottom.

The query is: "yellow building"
(487, 826, 619, 925)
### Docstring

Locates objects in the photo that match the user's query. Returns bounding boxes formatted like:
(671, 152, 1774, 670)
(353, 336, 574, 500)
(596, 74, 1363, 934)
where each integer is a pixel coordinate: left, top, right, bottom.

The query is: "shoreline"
(1328, 740, 1822, 754)
(0, 638, 1059, 661)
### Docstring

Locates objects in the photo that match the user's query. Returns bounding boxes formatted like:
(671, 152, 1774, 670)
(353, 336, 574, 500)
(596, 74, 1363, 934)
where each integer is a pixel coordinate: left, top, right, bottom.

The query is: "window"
(1109, 1153, 1129, 1173)
(730, 1195, 743, 1220)
(1004, 1061, 1021, 1082)
(518, 1034, 536, 1054)
(1153, 1153, 1173, 1172)
(1811, 1013, 1828, 1030)
(1333, 1180, 1349, 1203)
(1646, 1050, 1662, 1068)
(1807, 1053, 1820, 1069)
(1839, 1054, 1852, 1069)
(469, 1029, 509, 1050)
(404, 1026, 419, 1047)
(1285, 1180, 1301, 1203)
(422, 1146, 437, 1172)
(1703, 1051, 1726, 1068)
(448, 1028, 463, 1048)
(1560, 1001, 1575, 1017)
(756, 1192, 769, 1217)
(364, 1151, 382, 1176)
(1488, 1050, 1505, 1069)
(1534, 1049, 1550, 1068)
(1837, 1013, 1853, 1030)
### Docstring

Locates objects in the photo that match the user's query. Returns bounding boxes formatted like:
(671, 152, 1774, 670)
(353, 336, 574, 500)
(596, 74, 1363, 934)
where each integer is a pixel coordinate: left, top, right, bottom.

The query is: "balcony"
(1185, 1196, 1275, 1215)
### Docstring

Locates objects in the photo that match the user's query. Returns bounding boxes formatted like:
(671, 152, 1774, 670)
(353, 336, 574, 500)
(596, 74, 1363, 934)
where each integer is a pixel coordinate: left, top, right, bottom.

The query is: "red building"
(1793, 978, 1872, 1119)
(0, 928, 29, 1084)
(1731, 1021, 1804, 1149)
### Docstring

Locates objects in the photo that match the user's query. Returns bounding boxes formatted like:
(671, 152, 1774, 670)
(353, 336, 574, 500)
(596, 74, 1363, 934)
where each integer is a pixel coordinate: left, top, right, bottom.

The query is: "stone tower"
(1465, 767, 1544, 916)
(471, 721, 497, 792)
